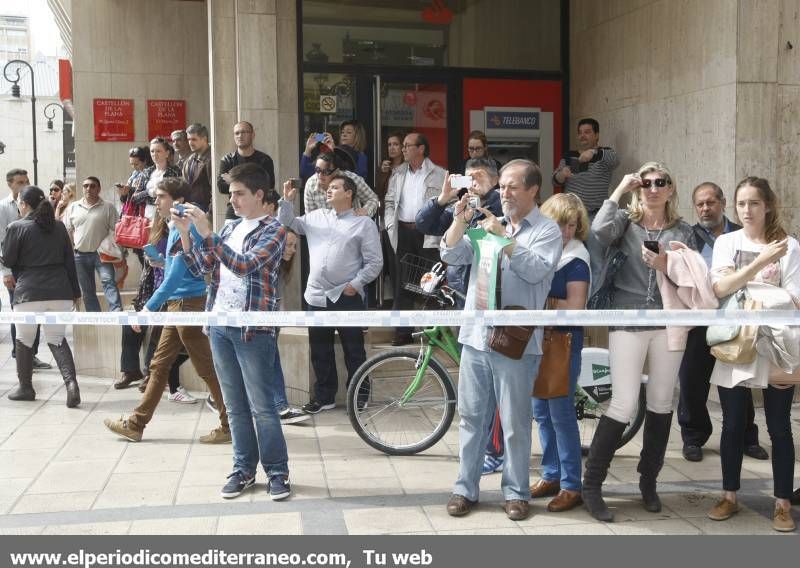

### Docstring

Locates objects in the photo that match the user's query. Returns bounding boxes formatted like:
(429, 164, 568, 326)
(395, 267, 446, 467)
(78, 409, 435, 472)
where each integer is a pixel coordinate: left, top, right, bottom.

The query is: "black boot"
(8, 340, 35, 401)
(49, 338, 80, 408)
(582, 415, 627, 522)
(637, 410, 673, 513)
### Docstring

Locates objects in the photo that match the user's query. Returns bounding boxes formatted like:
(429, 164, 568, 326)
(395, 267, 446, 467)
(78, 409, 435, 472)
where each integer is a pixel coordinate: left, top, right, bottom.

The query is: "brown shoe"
(104, 416, 143, 442)
(530, 478, 560, 498)
(446, 494, 477, 517)
(114, 371, 143, 390)
(708, 497, 740, 521)
(199, 426, 232, 444)
(773, 504, 796, 532)
(547, 489, 583, 512)
(504, 499, 530, 521)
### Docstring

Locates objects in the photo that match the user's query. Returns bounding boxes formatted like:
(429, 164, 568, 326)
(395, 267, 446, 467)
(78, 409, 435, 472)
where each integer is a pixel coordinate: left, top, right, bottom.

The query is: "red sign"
(147, 99, 187, 140)
(93, 98, 134, 142)
(422, 0, 453, 25)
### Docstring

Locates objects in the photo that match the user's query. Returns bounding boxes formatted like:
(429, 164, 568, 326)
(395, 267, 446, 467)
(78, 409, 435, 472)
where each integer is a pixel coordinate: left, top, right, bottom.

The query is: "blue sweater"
(145, 225, 207, 311)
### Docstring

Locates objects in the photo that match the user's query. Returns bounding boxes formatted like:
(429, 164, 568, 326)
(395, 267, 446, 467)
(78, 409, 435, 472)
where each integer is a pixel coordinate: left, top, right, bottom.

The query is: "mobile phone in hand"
(142, 244, 165, 263)
(173, 204, 186, 217)
(643, 240, 659, 253)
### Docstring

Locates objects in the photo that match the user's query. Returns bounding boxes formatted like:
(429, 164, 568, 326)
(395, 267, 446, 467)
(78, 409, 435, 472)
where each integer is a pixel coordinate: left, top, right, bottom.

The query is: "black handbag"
(587, 215, 631, 310)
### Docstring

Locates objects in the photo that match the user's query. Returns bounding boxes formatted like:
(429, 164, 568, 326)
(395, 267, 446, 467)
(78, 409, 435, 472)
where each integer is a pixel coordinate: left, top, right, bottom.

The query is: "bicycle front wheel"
(347, 349, 457, 456)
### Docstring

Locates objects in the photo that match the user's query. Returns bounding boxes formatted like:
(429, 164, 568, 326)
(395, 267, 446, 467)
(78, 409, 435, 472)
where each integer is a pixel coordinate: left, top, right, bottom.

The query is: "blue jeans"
(272, 334, 288, 413)
(73, 251, 122, 312)
(532, 346, 582, 491)
(454, 345, 540, 501)
(209, 326, 288, 479)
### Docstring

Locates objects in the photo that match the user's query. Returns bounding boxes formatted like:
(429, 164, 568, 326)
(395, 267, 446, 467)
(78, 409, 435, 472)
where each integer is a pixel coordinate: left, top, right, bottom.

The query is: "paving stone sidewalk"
(0, 330, 798, 536)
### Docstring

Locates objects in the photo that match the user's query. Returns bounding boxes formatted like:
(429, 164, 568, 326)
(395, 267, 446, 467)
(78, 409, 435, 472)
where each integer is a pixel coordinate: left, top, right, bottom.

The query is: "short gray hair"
(692, 181, 724, 203)
(170, 129, 187, 141)
(500, 159, 541, 189)
(465, 158, 498, 178)
(185, 123, 209, 139)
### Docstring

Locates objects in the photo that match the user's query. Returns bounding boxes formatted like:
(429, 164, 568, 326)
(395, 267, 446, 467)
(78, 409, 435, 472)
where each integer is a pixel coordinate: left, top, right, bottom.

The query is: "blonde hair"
(540, 192, 590, 241)
(627, 161, 681, 227)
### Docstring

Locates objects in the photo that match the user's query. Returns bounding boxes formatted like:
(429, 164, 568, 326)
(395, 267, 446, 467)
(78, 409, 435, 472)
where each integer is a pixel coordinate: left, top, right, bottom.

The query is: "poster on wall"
(93, 99, 134, 141)
(147, 99, 187, 140)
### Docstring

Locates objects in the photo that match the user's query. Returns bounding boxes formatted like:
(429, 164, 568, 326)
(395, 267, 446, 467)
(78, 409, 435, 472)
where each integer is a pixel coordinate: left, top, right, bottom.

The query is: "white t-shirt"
(214, 215, 267, 312)
(709, 229, 800, 388)
(397, 159, 429, 222)
(144, 168, 166, 220)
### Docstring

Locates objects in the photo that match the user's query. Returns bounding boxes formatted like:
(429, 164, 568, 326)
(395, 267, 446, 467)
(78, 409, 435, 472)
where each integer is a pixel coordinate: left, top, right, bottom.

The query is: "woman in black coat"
(2, 186, 82, 407)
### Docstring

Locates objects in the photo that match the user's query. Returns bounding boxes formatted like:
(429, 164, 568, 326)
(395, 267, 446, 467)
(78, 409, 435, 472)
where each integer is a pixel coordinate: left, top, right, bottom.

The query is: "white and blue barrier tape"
(0, 309, 798, 327)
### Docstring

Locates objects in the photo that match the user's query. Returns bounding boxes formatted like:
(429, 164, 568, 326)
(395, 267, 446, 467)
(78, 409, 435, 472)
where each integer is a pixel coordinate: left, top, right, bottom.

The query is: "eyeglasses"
(401, 143, 420, 149)
(641, 178, 670, 189)
(82, 183, 98, 188)
(315, 167, 336, 176)
(467, 146, 484, 152)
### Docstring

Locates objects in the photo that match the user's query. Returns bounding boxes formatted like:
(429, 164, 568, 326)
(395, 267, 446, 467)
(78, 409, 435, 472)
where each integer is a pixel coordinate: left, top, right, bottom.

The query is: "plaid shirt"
(186, 216, 286, 341)
(303, 170, 379, 217)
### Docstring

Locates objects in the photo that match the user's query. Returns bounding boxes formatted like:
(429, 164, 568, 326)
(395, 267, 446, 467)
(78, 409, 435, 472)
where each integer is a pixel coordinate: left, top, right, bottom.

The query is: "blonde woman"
(583, 162, 695, 521)
(529, 193, 591, 512)
(55, 183, 76, 221)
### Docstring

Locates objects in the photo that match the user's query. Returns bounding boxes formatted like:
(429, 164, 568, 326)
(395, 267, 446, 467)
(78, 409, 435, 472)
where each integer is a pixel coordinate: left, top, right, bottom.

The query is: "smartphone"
(314, 133, 326, 143)
(142, 244, 165, 263)
(643, 240, 659, 253)
(173, 204, 186, 217)
(451, 174, 473, 189)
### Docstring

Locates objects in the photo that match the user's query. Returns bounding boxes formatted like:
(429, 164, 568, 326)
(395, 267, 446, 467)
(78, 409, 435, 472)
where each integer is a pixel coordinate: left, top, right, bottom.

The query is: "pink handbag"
(114, 199, 150, 249)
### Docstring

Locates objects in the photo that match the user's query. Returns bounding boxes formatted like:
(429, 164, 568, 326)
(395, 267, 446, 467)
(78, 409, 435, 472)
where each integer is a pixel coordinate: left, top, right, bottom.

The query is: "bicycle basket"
(399, 253, 445, 297)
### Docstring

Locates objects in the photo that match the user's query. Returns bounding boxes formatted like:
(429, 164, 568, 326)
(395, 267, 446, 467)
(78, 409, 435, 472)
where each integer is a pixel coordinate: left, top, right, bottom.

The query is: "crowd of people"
(1, 116, 798, 530)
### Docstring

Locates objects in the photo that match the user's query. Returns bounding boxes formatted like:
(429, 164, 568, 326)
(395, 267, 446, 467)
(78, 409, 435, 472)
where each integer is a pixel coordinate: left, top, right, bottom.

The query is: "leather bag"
(768, 364, 800, 387)
(533, 327, 572, 398)
(114, 199, 150, 249)
(489, 305, 534, 360)
(709, 294, 762, 365)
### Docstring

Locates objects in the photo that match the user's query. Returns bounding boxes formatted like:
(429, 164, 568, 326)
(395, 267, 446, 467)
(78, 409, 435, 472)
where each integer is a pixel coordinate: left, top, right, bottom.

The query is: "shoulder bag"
(533, 298, 572, 398)
(115, 198, 151, 249)
(587, 215, 631, 310)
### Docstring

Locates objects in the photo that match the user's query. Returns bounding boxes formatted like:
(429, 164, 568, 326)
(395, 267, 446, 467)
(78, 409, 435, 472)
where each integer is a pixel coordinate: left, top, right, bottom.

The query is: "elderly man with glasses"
(62, 177, 122, 312)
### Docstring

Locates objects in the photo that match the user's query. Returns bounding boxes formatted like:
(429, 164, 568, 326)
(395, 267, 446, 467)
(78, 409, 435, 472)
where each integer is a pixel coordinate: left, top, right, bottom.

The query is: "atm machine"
(469, 106, 554, 201)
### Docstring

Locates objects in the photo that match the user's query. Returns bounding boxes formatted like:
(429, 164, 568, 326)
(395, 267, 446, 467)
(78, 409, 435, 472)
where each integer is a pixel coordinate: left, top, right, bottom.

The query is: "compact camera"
(467, 196, 480, 209)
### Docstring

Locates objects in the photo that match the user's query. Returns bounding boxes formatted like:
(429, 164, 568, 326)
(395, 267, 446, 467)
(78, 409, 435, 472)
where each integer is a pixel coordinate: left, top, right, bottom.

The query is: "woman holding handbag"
(529, 193, 591, 512)
(706, 177, 799, 532)
(583, 162, 695, 522)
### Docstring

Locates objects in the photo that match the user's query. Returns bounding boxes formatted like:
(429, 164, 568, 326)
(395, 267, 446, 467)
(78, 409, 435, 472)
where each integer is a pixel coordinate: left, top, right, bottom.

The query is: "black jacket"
(217, 149, 275, 220)
(1, 216, 81, 305)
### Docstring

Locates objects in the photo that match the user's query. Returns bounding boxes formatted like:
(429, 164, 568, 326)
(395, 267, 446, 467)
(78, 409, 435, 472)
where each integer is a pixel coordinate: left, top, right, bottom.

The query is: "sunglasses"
(641, 178, 670, 188)
(467, 146, 484, 152)
(315, 167, 336, 176)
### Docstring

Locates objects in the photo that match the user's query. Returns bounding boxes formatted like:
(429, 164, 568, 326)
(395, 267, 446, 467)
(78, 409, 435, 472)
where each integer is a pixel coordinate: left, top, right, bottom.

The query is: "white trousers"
(14, 299, 74, 348)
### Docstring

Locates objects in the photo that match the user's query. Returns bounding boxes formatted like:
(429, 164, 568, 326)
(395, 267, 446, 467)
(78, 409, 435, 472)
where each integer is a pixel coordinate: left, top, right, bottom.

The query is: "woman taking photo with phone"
(584, 162, 695, 521)
(706, 177, 799, 532)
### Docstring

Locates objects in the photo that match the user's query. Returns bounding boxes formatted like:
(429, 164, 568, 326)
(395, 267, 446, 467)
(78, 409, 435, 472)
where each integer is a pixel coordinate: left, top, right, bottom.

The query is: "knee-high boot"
(49, 338, 80, 408)
(637, 410, 673, 513)
(8, 340, 35, 401)
(582, 415, 627, 522)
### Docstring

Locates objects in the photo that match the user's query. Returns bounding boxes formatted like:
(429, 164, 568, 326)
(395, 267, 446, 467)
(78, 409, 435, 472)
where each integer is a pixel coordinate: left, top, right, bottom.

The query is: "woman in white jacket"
(707, 176, 799, 532)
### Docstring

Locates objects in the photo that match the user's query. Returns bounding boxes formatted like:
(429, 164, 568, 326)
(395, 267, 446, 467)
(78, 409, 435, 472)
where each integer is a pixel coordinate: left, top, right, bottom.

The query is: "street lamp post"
(2, 59, 38, 185)
(44, 102, 66, 181)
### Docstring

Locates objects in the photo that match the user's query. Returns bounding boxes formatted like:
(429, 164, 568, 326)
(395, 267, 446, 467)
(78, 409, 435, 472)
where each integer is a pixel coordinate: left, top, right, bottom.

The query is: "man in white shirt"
(383, 133, 446, 345)
(279, 175, 382, 413)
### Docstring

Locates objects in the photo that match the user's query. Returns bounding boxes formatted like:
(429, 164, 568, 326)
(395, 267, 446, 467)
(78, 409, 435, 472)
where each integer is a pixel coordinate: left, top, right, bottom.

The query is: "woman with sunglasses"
(706, 177, 798, 532)
(583, 162, 695, 522)
(131, 137, 182, 220)
(302, 152, 379, 217)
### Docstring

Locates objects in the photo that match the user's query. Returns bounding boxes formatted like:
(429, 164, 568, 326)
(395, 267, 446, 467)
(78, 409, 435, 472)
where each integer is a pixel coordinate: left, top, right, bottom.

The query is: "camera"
(174, 204, 186, 217)
(451, 174, 473, 189)
(468, 196, 480, 209)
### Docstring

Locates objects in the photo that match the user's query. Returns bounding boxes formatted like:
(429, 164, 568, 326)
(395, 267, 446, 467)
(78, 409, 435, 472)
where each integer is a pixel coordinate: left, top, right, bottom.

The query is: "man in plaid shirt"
(178, 163, 291, 501)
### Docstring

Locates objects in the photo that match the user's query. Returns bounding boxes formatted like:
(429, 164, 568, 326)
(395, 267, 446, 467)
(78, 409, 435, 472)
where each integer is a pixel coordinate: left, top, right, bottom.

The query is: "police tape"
(0, 309, 798, 327)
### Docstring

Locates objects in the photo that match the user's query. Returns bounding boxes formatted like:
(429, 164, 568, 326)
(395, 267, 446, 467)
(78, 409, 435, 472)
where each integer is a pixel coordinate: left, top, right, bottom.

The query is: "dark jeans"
(678, 326, 759, 447)
(392, 223, 439, 335)
(309, 293, 367, 404)
(717, 384, 795, 498)
(121, 324, 187, 394)
(9, 288, 40, 356)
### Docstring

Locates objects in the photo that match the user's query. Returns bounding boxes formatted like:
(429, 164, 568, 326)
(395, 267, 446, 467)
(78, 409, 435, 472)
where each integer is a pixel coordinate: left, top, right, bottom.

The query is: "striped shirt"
(186, 216, 286, 341)
(303, 170, 379, 217)
(553, 147, 619, 213)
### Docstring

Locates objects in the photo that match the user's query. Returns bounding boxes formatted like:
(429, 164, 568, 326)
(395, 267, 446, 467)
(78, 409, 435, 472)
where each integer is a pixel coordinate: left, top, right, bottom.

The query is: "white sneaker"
(280, 407, 311, 425)
(168, 386, 198, 404)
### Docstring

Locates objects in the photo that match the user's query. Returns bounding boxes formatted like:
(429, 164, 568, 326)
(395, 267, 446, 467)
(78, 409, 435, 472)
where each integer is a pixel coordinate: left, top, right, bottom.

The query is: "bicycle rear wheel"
(347, 349, 457, 456)
(575, 383, 646, 453)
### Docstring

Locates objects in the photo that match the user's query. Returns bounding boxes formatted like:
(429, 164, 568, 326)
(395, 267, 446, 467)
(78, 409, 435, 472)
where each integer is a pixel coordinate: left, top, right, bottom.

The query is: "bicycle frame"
(399, 325, 460, 404)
